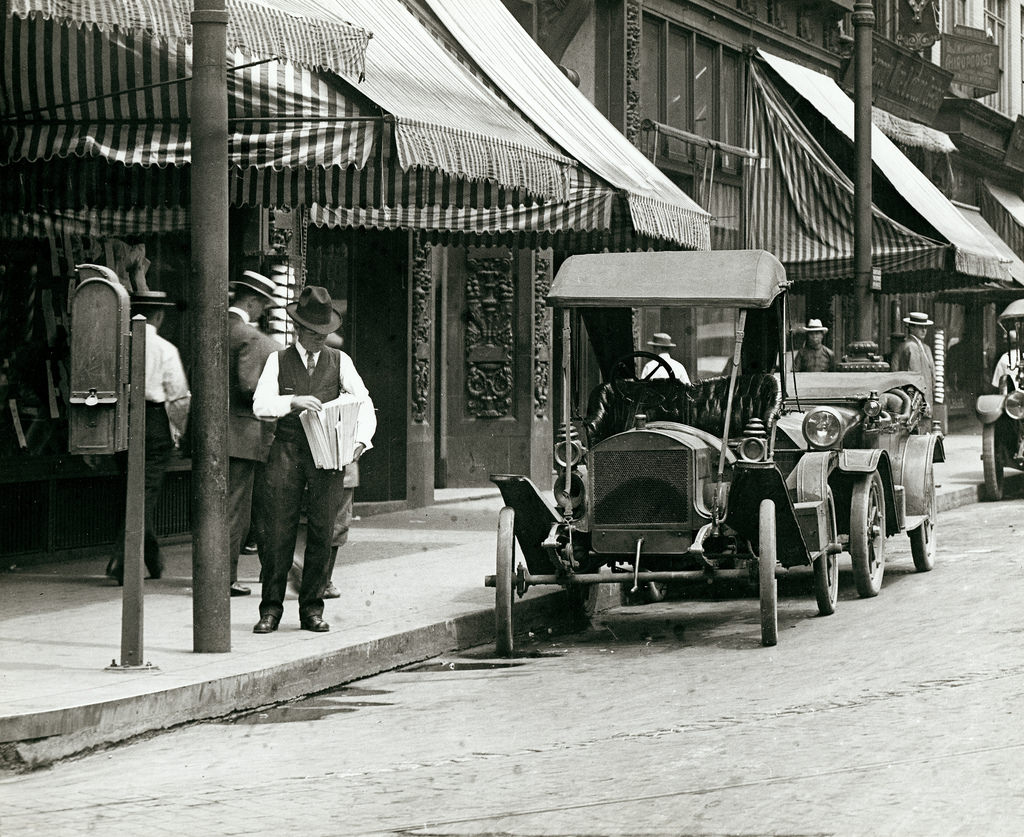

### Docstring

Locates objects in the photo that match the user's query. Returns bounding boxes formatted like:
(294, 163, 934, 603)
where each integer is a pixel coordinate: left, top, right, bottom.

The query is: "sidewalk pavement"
(0, 430, 1014, 770)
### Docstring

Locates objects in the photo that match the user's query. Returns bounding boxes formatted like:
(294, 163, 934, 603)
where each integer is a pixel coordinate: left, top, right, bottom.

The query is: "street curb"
(0, 469, 1008, 772)
(0, 584, 615, 772)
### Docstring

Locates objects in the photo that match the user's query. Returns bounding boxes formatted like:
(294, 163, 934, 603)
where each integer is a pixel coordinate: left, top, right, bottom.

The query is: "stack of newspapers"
(299, 393, 364, 469)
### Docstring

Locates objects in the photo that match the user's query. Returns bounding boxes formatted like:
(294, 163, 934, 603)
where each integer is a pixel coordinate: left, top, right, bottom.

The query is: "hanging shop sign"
(1004, 116, 1024, 172)
(941, 25, 1001, 97)
(897, 0, 940, 52)
(842, 34, 951, 125)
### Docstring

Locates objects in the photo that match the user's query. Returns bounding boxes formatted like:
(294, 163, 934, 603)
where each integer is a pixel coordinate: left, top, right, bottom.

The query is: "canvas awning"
(420, 0, 711, 250)
(7, 0, 372, 78)
(747, 59, 948, 283)
(955, 202, 1024, 286)
(760, 50, 1007, 282)
(980, 182, 1024, 263)
(872, 108, 956, 154)
(1, 0, 577, 216)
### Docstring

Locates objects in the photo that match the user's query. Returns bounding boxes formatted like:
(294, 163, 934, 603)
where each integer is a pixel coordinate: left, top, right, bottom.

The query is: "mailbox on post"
(69, 264, 131, 454)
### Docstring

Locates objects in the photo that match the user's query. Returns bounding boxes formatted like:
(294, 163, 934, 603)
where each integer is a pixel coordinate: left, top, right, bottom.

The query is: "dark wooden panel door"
(443, 246, 535, 486)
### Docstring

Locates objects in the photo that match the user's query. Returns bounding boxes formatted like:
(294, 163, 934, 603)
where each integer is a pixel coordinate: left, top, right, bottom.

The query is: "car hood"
(780, 371, 928, 402)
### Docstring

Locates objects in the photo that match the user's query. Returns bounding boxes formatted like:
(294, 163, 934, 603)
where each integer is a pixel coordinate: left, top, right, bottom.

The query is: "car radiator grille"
(592, 449, 692, 526)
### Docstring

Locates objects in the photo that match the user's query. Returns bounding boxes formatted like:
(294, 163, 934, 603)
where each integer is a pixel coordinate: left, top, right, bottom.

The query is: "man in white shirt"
(992, 329, 1021, 391)
(251, 286, 376, 633)
(107, 291, 190, 585)
(640, 332, 691, 383)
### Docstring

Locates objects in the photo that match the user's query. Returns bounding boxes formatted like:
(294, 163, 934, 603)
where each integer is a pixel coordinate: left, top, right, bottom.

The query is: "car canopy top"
(547, 250, 788, 309)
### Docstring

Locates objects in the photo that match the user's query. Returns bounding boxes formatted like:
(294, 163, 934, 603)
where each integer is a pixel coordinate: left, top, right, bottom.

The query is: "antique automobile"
(485, 250, 842, 652)
(977, 298, 1024, 500)
(779, 368, 943, 597)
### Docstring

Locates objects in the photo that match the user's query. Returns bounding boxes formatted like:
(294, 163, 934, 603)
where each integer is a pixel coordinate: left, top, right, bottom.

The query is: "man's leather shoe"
(321, 582, 340, 599)
(253, 614, 280, 634)
(300, 615, 330, 632)
(230, 582, 251, 597)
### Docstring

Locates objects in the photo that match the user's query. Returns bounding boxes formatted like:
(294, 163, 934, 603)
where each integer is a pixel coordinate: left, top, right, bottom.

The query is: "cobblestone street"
(3, 498, 1023, 837)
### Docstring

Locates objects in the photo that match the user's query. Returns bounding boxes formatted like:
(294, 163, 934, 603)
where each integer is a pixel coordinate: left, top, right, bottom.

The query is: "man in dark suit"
(227, 271, 281, 596)
(252, 286, 376, 633)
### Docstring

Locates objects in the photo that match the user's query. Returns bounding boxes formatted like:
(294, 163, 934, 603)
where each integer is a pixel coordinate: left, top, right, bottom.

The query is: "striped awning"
(760, 50, 1007, 282)
(8, 0, 372, 79)
(0, 206, 190, 239)
(420, 0, 710, 250)
(747, 60, 948, 282)
(308, 169, 658, 251)
(1, 2, 573, 213)
(956, 201, 1024, 286)
(980, 182, 1024, 263)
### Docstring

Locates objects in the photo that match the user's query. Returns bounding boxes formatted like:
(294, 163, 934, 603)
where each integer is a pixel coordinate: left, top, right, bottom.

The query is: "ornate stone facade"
(410, 236, 432, 424)
(464, 255, 515, 418)
(533, 254, 551, 418)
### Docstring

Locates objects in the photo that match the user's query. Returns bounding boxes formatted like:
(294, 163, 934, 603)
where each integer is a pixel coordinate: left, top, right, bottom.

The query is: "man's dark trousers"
(258, 437, 347, 621)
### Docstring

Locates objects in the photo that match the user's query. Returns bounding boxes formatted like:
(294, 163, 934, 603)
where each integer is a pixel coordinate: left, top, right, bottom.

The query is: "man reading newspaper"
(252, 286, 376, 634)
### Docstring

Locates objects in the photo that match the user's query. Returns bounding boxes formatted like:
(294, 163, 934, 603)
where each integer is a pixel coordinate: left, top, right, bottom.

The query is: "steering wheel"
(610, 351, 678, 404)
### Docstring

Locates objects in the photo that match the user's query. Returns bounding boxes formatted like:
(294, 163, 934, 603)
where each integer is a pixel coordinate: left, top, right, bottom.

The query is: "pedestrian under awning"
(759, 50, 1008, 283)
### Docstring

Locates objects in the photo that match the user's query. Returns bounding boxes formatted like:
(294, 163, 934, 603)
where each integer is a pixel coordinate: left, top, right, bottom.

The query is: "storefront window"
(983, 0, 1008, 112)
(640, 13, 743, 174)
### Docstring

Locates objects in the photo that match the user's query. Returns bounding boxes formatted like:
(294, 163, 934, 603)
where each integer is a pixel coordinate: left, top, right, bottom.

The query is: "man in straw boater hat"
(107, 290, 190, 585)
(793, 318, 836, 372)
(226, 270, 281, 597)
(251, 286, 376, 633)
(639, 332, 691, 383)
(892, 311, 935, 405)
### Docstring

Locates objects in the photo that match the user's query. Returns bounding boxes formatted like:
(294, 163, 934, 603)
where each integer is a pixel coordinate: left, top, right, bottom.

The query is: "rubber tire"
(495, 506, 515, 657)
(813, 489, 839, 616)
(850, 472, 886, 598)
(982, 422, 1004, 501)
(909, 470, 937, 573)
(758, 499, 778, 647)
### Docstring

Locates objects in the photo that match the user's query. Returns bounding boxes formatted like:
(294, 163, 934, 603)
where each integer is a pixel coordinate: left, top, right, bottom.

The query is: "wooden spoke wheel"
(982, 422, 1004, 501)
(758, 499, 778, 647)
(812, 488, 839, 616)
(850, 471, 886, 598)
(495, 506, 516, 657)
(909, 467, 937, 573)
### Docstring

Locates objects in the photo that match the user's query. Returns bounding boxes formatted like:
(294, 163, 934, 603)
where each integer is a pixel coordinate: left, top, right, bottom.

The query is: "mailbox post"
(69, 264, 152, 670)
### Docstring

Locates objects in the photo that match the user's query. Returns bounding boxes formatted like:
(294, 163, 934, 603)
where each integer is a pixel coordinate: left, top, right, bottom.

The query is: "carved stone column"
(406, 233, 436, 508)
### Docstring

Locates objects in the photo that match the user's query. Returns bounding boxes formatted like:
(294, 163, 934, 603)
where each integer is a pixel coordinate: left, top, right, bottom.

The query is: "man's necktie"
(307, 353, 316, 377)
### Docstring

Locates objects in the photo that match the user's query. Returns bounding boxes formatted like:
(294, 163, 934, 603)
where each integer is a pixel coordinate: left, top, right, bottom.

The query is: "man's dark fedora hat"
(287, 285, 342, 335)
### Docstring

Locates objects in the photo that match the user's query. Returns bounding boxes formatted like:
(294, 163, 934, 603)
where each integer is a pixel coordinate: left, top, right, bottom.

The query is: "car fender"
(726, 465, 810, 569)
(835, 449, 901, 537)
(901, 434, 939, 518)
(975, 394, 1006, 425)
(793, 450, 838, 503)
(490, 473, 562, 574)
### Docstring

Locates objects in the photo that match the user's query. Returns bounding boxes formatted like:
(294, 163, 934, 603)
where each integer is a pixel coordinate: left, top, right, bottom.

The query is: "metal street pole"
(190, 0, 231, 652)
(852, 1, 876, 345)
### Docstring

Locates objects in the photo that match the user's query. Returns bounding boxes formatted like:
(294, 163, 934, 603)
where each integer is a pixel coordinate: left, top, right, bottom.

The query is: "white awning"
(955, 202, 1024, 286)
(760, 50, 1007, 281)
(872, 108, 957, 154)
(421, 0, 711, 250)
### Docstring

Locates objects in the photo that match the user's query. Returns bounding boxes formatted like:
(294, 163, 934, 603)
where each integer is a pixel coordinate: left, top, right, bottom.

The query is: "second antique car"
(976, 298, 1024, 500)
(485, 250, 843, 652)
(778, 368, 944, 597)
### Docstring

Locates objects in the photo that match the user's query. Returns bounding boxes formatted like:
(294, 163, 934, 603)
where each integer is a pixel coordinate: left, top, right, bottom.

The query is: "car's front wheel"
(812, 488, 839, 615)
(982, 422, 1004, 501)
(758, 499, 778, 647)
(850, 471, 886, 598)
